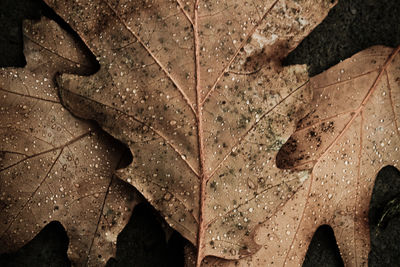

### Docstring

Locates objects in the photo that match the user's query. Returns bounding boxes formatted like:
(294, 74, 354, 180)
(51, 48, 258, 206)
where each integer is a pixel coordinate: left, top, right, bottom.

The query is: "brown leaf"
(208, 45, 400, 266)
(43, 0, 337, 264)
(0, 18, 139, 265)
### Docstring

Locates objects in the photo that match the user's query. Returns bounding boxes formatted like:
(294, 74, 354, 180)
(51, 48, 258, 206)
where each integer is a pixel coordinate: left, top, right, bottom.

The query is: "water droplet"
(163, 192, 172, 201)
(247, 178, 255, 189)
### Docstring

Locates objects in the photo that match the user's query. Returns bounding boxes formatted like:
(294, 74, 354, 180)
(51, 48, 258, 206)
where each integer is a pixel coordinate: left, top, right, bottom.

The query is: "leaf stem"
(194, 1, 207, 266)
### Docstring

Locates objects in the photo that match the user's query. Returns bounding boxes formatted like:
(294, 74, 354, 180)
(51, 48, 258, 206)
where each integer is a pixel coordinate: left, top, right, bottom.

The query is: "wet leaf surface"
(0, 0, 398, 262)
(275, 46, 400, 265)
(42, 0, 336, 264)
(0, 18, 139, 265)
(210, 45, 400, 266)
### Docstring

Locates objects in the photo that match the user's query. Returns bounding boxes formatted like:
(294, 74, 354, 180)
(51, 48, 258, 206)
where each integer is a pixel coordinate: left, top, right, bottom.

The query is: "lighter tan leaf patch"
(212, 45, 400, 267)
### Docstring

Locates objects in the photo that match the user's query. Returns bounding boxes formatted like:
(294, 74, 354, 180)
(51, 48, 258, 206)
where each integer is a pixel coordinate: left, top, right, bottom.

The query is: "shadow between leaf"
(368, 166, 400, 266)
(0, 221, 70, 267)
(302, 225, 344, 267)
(106, 202, 186, 267)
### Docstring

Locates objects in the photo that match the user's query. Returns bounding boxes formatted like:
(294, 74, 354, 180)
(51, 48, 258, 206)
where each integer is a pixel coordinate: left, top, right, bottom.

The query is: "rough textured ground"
(0, 0, 399, 266)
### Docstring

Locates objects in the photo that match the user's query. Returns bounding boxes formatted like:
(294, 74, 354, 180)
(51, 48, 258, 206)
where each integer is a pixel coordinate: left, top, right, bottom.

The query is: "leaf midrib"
(75, 1, 291, 264)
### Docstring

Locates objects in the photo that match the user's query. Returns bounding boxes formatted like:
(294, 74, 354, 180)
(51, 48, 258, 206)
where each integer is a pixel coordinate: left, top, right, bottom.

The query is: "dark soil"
(368, 166, 400, 267)
(1, 0, 399, 266)
(302, 225, 344, 267)
(0, 222, 70, 267)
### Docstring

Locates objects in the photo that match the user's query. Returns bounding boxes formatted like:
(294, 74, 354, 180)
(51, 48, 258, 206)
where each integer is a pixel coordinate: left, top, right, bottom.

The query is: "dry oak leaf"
(204, 45, 400, 267)
(0, 18, 139, 266)
(43, 0, 335, 264)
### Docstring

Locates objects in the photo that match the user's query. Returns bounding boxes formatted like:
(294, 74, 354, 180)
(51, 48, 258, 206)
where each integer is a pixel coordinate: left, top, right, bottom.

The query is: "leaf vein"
(386, 70, 400, 136)
(209, 80, 308, 179)
(63, 89, 200, 178)
(0, 149, 63, 239)
(101, 0, 197, 116)
(201, 0, 280, 104)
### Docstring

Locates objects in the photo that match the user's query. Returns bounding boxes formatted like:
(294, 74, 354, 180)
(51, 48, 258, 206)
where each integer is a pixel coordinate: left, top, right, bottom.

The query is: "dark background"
(1, 0, 400, 266)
